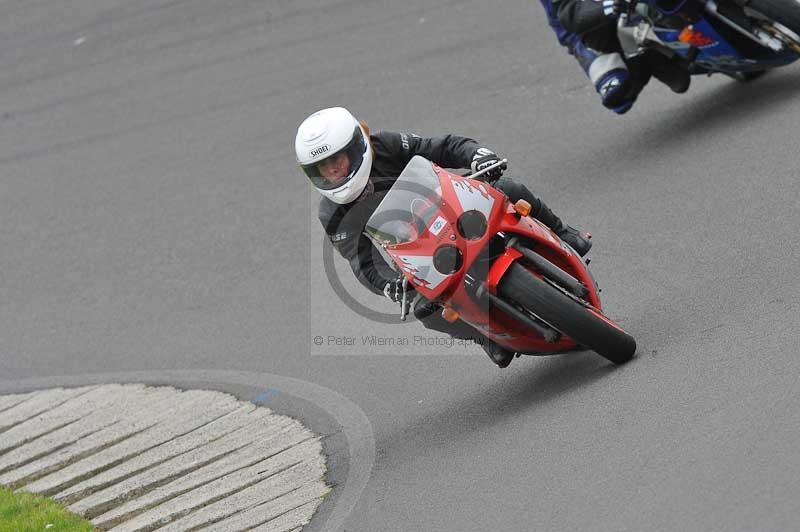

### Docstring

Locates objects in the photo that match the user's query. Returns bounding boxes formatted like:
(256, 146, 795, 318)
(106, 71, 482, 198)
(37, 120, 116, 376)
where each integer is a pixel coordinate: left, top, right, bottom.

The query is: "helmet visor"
(302, 126, 367, 191)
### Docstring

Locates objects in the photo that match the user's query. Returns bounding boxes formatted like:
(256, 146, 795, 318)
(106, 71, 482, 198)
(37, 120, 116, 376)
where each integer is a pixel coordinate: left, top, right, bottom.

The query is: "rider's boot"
(557, 225, 593, 256)
(572, 41, 643, 114)
(493, 178, 594, 257)
(482, 338, 516, 368)
(534, 199, 593, 257)
(646, 51, 691, 93)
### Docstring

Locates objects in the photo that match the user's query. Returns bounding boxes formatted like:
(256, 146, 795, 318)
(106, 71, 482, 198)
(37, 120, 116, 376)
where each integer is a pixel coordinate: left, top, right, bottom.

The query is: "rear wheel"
(746, 0, 800, 53)
(496, 262, 636, 364)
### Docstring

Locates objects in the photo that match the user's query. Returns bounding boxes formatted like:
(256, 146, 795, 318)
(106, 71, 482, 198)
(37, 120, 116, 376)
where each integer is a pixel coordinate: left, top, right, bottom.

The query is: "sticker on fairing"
(429, 216, 447, 236)
(399, 254, 450, 290)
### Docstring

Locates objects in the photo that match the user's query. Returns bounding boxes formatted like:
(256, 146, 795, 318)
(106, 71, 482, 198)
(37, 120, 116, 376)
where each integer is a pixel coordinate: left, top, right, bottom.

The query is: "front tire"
(496, 262, 636, 364)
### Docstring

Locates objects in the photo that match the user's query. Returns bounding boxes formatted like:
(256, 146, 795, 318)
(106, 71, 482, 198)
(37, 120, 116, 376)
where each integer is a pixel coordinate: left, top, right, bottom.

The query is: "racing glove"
(470, 148, 507, 182)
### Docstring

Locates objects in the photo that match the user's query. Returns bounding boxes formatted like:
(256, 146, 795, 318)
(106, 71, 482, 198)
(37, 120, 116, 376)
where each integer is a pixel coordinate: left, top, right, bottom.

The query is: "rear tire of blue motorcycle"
(497, 262, 636, 364)
(747, 0, 800, 40)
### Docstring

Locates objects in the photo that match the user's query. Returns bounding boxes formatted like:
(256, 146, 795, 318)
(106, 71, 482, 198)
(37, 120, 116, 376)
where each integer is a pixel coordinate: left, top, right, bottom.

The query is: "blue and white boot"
(572, 41, 639, 114)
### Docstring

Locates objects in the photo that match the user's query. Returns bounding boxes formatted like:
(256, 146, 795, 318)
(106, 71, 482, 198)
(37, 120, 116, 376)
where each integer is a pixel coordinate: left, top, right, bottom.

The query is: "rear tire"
(497, 262, 636, 364)
(747, 0, 800, 50)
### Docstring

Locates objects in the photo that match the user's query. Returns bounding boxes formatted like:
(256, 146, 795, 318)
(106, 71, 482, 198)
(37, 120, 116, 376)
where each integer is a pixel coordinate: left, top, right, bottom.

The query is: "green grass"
(0, 487, 93, 532)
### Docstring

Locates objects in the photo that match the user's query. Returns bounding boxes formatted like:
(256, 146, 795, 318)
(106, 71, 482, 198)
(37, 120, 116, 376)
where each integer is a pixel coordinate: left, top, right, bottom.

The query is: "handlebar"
(462, 158, 508, 181)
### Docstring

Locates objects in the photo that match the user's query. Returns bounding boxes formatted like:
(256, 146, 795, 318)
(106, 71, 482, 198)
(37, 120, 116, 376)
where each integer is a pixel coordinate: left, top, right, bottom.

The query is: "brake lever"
(462, 158, 508, 181)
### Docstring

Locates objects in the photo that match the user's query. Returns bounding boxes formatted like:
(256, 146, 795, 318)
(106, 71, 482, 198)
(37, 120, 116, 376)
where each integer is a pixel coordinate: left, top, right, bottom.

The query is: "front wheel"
(747, 0, 800, 53)
(496, 262, 636, 364)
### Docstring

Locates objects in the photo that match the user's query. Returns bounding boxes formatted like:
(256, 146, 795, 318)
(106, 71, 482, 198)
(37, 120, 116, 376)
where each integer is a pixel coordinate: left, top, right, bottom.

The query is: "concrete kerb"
(0, 370, 375, 532)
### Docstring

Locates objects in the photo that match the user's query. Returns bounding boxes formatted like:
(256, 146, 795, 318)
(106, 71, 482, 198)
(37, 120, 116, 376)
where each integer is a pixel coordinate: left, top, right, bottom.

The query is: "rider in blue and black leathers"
(538, 0, 690, 113)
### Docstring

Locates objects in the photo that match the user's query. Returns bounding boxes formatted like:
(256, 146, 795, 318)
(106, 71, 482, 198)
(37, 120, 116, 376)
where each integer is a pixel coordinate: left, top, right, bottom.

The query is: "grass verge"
(0, 487, 93, 532)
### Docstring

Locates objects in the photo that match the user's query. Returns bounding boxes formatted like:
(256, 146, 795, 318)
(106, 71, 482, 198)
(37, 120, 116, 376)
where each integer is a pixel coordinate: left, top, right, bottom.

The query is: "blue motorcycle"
(617, 0, 800, 80)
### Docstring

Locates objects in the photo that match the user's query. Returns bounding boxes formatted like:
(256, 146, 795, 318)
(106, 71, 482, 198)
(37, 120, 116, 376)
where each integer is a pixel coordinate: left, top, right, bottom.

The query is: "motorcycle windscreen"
(365, 156, 444, 245)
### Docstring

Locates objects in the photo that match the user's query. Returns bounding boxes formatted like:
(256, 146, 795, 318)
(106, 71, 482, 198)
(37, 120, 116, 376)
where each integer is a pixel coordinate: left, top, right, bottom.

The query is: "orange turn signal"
(514, 199, 532, 217)
(441, 307, 460, 323)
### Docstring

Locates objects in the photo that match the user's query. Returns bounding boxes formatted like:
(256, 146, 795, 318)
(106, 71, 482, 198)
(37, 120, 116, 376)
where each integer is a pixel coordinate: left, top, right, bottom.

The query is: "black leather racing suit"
(554, 0, 687, 95)
(555, 0, 621, 53)
(318, 130, 561, 339)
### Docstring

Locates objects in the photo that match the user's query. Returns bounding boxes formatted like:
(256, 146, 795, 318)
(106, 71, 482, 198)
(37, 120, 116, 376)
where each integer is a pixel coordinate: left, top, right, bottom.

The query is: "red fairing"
(380, 164, 604, 355)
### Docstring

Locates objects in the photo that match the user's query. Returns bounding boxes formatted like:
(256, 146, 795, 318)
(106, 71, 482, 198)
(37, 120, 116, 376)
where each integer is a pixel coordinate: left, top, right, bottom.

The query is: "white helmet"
(295, 107, 373, 204)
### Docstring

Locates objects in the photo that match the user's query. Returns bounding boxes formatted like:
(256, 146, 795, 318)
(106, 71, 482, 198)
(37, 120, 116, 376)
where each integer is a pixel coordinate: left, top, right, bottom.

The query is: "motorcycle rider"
(541, 0, 691, 112)
(297, 107, 592, 368)
(539, 0, 643, 113)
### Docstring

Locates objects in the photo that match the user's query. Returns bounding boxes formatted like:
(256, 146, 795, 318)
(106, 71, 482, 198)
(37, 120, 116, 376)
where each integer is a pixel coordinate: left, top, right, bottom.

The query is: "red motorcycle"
(365, 156, 636, 364)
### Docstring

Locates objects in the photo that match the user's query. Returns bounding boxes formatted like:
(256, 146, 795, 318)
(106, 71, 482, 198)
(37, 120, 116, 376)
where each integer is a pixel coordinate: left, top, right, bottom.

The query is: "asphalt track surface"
(1, 1, 799, 531)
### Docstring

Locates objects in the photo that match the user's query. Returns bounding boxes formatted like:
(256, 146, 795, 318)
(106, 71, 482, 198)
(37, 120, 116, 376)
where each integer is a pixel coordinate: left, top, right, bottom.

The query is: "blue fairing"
(654, 17, 799, 73)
